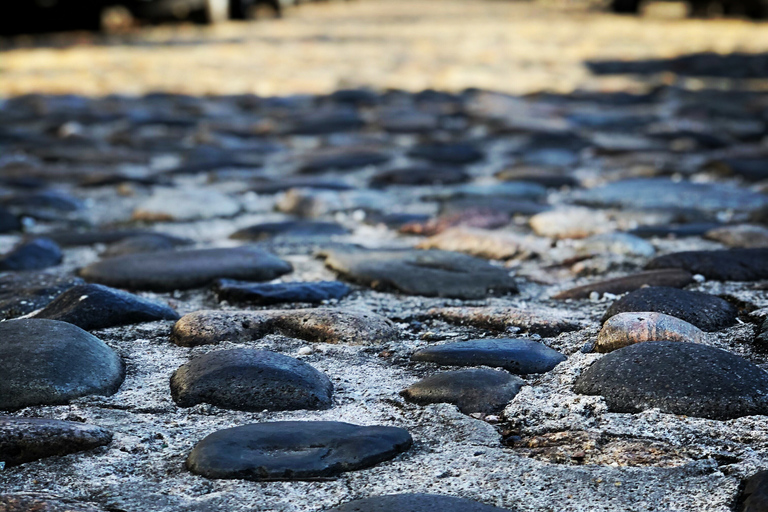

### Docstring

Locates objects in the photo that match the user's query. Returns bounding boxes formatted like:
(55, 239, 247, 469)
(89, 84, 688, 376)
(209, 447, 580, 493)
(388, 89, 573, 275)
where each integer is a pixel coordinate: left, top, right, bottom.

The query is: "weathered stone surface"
(230, 221, 349, 241)
(0, 272, 84, 320)
(325, 494, 514, 512)
(427, 306, 581, 337)
(214, 279, 351, 305)
(574, 341, 768, 420)
(0, 238, 62, 272)
(400, 369, 524, 414)
(412, 339, 566, 375)
(320, 248, 518, 299)
(32, 283, 179, 330)
(529, 208, 611, 239)
(79, 247, 292, 292)
(739, 470, 768, 512)
(0, 417, 112, 467)
(0, 494, 105, 512)
(602, 286, 738, 332)
(132, 188, 241, 221)
(171, 308, 397, 347)
(186, 421, 412, 480)
(416, 228, 551, 260)
(170, 349, 333, 411)
(705, 224, 768, 248)
(0, 319, 124, 410)
(595, 312, 704, 353)
(552, 269, 694, 300)
(647, 248, 768, 281)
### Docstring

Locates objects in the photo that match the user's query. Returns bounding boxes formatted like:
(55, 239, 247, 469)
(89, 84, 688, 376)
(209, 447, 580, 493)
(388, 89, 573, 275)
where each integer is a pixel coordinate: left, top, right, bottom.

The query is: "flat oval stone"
(298, 149, 391, 174)
(32, 283, 180, 330)
(602, 286, 738, 332)
(132, 188, 241, 221)
(596, 312, 704, 353)
(739, 470, 768, 512)
(101, 234, 193, 258)
(320, 248, 518, 300)
(325, 494, 514, 512)
(0, 238, 62, 271)
(44, 229, 156, 247)
(171, 308, 396, 347)
(370, 166, 468, 187)
(628, 223, 724, 239)
(400, 369, 525, 414)
(213, 279, 351, 305)
(0, 272, 84, 320)
(552, 269, 694, 300)
(0, 319, 124, 410)
(411, 339, 566, 374)
(79, 247, 292, 292)
(0, 207, 21, 233)
(186, 421, 412, 480)
(0, 417, 112, 467)
(575, 233, 655, 258)
(171, 348, 332, 411)
(646, 248, 768, 281)
(408, 143, 484, 164)
(0, 495, 105, 512)
(230, 221, 349, 241)
(574, 341, 768, 420)
(529, 208, 611, 239)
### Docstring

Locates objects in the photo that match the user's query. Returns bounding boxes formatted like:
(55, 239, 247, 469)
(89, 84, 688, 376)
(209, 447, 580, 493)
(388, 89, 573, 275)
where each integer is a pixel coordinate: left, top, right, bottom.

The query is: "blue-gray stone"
(411, 339, 566, 374)
(214, 279, 351, 305)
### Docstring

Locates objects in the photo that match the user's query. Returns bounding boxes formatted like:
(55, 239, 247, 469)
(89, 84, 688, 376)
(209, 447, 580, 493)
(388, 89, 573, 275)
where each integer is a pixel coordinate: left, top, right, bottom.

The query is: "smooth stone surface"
(408, 143, 484, 164)
(172, 308, 397, 347)
(574, 341, 768, 420)
(3, 190, 85, 213)
(214, 279, 351, 305)
(552, 269, 694, 300)
(0, 207, 21, 233)
(250, 177, 355, 195)
(705, 224, 768, 248)
(431, 182, 547, 202)
(0, 272, 84, 320)
(321, 248, 518, 299)
(739, 470, 768, 512)
(400, 369, 525, 414)
(230, 221, 349, 241)
(572, 178, 768, 214)
(101, 234, 193, 258)
(575, 233, 655, 258)
(186, 421, 412, 480)
(602, 286, 737, 332)
(0, 417, 112, 467)
(33, 283, 180, 330)
(370, 166, 468, 187)
(411, 339, 566, 374)
(628, 223, 723, 239)
(0, 238, 62, 271)
(0, 495, 104, 512)
(132, 188, 241, 221)
(647, 248, 768, 281)
(596, 312, 704, 353)
(529, 208, 611, 239)
(79, 247, 292, 292)
(325, 494, 514, 512)
(284, 110, 365, 135)
(170, 349, 333, 411)
(496, 166, 580, 189)
(0, 319, 124, 410)
(298, 149, 391, 173)
(43, 229, 155, 247)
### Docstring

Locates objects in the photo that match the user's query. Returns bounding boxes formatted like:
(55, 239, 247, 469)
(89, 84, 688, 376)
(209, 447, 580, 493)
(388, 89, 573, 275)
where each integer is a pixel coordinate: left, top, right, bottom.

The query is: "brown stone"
(427, 306, 582, 337)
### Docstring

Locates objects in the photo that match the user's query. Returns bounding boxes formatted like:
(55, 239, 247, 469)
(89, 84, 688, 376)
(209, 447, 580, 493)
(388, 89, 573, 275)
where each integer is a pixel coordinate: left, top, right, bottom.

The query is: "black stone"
(574, 341, 768, 420)
(370, 166, 469, 187)
(321, 248, 518, 299)
(400, 369, 525, 414)
(79, 246, 292, 292)
(0, 238, 62, 271)
(0, 319, 124, 410)
(408, 143, 484, 164)
(2, 190, 85, 213)
(552, 269, 694, 300)
(601, 286, 737, 332)
(186, 421, 412, 480)
(0, 417, 112, 467)
(0, 207, 21, 233)
(298, 150, 391, 174)
(43, 229, 157, 247)
(439, 197, 550, 217)
(284, 110, 366, 135)
(230, 221, 349, 241)
(214, 279, 351, 305)
(33, 283, 180, 330)
(170, 348, 333, 411)
(646, 248, 768, 281)
(411, 339, 566, 374)
(250, 178, 355, 195)
(739, 470, 768, 512)
(325, 494, 514, 512)
(628, 223, 724, 239)
(0, 272, 83, 320)
(101, 234, 193, 258)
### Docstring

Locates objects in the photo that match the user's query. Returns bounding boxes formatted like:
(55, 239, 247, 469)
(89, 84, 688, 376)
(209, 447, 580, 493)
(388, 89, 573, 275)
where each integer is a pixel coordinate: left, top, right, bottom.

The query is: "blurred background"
(1, 0, 768, 98)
